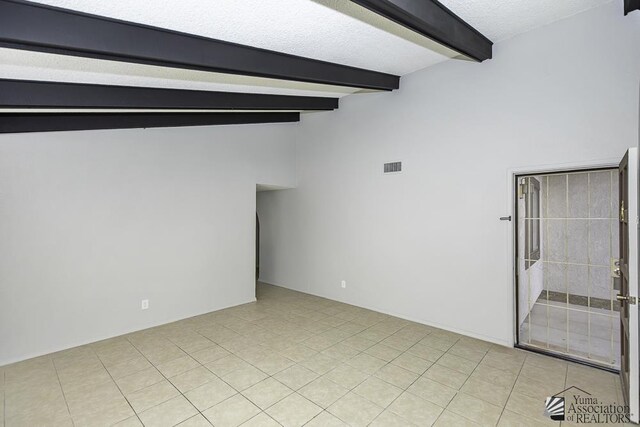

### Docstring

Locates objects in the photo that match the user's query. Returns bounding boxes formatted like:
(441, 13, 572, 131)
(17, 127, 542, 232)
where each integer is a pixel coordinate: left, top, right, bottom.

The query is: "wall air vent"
(384, 162, 402, 173)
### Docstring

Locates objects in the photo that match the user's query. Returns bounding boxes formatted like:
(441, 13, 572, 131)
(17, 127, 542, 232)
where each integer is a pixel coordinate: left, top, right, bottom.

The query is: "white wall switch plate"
(341, 280, 346, 289)
(141, 299, 149, 310)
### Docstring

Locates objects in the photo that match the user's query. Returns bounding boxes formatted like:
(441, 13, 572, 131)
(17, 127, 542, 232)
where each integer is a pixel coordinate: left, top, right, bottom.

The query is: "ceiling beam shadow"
(0, 112, 299, 134)
(0, 0, 399, 91)
(348, 0, 492, 62)
(0, 79, 339, 111)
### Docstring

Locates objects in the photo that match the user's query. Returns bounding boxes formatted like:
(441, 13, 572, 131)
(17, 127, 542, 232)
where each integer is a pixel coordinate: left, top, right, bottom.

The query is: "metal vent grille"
(384, 162, 402, 173)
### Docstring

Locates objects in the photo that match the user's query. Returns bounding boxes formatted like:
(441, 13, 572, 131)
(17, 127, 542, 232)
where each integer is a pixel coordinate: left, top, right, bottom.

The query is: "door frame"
(622, 147, 639, 422)
(505, 158, 622, 349)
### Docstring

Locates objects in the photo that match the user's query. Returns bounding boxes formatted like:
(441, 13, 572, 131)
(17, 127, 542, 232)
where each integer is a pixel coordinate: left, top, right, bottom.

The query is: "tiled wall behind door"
(541, 170, 619, 301)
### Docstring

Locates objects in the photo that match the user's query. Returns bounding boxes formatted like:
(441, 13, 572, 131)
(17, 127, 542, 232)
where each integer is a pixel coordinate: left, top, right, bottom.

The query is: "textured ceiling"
(440, 0, 613, 42)
(27, 0, 455, 76)
(0, 0, 616, 103)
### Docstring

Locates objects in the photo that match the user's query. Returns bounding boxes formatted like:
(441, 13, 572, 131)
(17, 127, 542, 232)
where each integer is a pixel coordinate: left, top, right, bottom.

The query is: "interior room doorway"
(514, 149, 638, 422)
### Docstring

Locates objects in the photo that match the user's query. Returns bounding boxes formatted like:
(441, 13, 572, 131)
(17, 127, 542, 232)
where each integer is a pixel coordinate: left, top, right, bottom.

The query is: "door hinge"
(518, 178, 527, 199)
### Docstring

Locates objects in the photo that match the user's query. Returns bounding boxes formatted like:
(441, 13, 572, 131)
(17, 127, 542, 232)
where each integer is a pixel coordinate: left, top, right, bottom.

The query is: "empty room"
(1, 0, 640, 426)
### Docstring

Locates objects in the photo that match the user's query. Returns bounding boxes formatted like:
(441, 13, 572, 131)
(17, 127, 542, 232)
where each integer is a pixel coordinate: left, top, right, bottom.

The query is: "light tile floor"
(0, 283, 630, 426)
(520, 301, 620, 368)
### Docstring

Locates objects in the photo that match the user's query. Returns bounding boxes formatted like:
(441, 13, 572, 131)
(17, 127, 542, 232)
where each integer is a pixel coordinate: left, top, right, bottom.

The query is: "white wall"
(258, 1, 640, 346)
(0, 123, 296, 365)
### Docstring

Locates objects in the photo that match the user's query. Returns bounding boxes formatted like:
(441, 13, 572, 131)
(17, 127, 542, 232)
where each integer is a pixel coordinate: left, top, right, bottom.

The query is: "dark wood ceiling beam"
(625, 0, 640, 15)
(0, 0, 399, 91)
(0, 79, 338, 111)
(349, 0, 492, 62)
(0, 112, 299, 134)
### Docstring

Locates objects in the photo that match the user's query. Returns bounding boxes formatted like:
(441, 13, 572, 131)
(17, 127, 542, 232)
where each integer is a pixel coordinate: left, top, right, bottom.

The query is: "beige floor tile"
(274, 364, 319, 390)
(202, 394, 261, 427)
(381, 335, 417, 352)
(106, 356, 153, 379)
(512, 374, 562, 400)
(4, 283, 629, 427)
(126, 380, 180, 413)
(242, 377, 293, 410)
(184, 377, 237, 411)
(434, 410, 481, 426)
(374, 364, 419, 389)
(169, 366, 217, 393)
(323, 364, 369, 389)
(436, 353, 479, 375)
(205, 355, 251, 377)
(299, 377, 349, 408)
(498, 410, 552, 427)
(178, 414, 213, 426)
(116, 367, 164, 395)
(6, 411, 74, 427)
(342, 336, 377, 351)
(460, 376, 513, 407)
(391, 353, 433, 375)
(328, 392, 383, 427)
(4, 383, 69, 420)
(364, 343, 403, 362)
(345, 353, 387, 375)
(518, 362, 566, 389)
(156, 355, 200, 378)
(505, 392, 557, 425)
(144, 346, 187, 366)
(447, 392, 502, 426)
(190, 345, 231, 365)
(222, 365, 268, 391)
(279, 344, 317, 363)
(251, 353, 295, 376)
(481, 352, 525, 374)
(321, 343, 360, 361)
(113, 415, 144, 427)
(447, 344, 487, 363)
(64, 380, 128, 418)
(419, 336, 457, 352)
(304, 411, 349, 427)
(369, 410, 417, 427)
(239, 412, 280, 427)
(353, 377, 402, 407)
(470, 364, 519, 389)
(387, 392, 443, 426)
(58, 366, 113, 392)
(138, 395, 198, 427)
(424, 364, 469, 390)
(266, 393, 322, 427)
(300, 353, 340, 375)
(407, 377, 457, 408)
(406, 343, 445, 362)
(71, 402, 135, 426)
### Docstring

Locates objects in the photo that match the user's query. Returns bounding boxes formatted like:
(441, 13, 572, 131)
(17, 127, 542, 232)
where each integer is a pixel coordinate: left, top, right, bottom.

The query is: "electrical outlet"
(341, 280, 346, 289)
(141, 299, 149, 310)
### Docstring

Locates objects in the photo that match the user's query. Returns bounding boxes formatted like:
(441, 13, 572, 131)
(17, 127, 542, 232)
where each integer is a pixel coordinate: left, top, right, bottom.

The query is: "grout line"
(50, 355, 75, 426)
(94, 349, 144, 426)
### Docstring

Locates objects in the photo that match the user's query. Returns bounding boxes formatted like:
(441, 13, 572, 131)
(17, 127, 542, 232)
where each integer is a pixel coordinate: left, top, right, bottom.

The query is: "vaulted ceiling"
(0, 0, 627, 133)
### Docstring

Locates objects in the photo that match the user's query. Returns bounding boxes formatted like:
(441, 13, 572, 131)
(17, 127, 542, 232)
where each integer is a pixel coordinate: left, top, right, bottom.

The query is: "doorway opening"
(515, 168, 621, 370)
